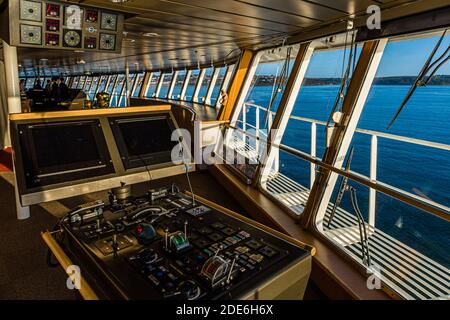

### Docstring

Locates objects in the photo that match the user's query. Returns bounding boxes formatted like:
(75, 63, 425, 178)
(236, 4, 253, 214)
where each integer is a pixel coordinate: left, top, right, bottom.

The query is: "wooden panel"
(219, 49, 254, 121)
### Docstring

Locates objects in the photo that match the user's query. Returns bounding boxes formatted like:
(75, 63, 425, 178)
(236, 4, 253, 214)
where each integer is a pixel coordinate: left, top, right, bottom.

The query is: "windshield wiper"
(327, 146, 354, 227)
(387, 29, 449, 129)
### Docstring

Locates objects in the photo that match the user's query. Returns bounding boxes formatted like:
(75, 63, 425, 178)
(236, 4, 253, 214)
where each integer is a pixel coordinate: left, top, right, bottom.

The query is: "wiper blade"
(326, 146, 354, 227)
(387, 29, 448, 129)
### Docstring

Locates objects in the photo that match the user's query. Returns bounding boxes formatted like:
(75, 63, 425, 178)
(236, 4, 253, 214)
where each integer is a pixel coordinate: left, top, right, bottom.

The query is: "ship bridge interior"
(0, 0, 449, 301)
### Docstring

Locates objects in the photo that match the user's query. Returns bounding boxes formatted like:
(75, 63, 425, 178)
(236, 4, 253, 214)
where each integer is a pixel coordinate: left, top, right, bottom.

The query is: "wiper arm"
(349, 186, 372, 267)
(387, 29, 448, 129)
(327, 146, 354, 227)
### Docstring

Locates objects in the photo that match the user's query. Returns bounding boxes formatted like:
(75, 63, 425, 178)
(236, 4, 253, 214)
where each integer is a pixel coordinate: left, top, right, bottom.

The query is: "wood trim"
(218, 49, 254, 121)
(41, 231, 98, 300)
(9, 105, 171, 121)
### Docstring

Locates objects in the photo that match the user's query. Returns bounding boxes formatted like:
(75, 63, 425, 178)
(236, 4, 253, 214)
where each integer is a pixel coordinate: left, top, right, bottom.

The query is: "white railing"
(237, 102, 450, 226)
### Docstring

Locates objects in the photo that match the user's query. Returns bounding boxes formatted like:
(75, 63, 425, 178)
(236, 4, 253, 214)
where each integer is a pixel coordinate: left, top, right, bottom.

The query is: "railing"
(236, 102, 450, 224)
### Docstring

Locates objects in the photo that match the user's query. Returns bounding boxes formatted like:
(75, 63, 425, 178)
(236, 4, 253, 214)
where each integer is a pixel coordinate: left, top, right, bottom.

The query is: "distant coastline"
(252, 75, 450, 86)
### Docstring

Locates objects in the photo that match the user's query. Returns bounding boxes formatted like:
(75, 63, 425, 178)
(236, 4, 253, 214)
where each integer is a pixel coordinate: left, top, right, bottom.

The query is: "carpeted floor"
(0, 148, 13, 172)
(0, 170, 248, 299)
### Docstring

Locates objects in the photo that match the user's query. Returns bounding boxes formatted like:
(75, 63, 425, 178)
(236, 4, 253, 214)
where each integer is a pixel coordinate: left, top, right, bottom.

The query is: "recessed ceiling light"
(142, 32, 159, 37)
(109, 0, 129, 3)
(74, 50, 85, 53)
(77, 60, 86, 64)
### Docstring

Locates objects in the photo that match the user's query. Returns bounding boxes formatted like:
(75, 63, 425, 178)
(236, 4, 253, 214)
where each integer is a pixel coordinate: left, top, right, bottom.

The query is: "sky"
(257, 35, 450, 78)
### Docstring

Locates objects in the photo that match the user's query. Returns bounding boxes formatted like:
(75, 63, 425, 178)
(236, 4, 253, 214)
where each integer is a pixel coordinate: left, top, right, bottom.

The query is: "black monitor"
(109, 114, 177, 170)
(17, 119, 115, 189)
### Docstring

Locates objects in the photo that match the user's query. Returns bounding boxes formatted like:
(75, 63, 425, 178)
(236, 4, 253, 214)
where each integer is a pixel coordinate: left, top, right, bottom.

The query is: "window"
(106, 75, 117, 94)
(132, 72, 145, 97)
(111, 74, 125, 107)
(157, 73, 173, 99)
(77, 76, 86, 89)
(96, 76, 109, 94)
(171, 70, 186, 99)
(197, 67, 213, 103)
(308, 31, 450, 300)
(184, 69, 199, 101)
(87, 76, 100, 100)
(146, 72, 161, 98)
(210, 66, 230, 106)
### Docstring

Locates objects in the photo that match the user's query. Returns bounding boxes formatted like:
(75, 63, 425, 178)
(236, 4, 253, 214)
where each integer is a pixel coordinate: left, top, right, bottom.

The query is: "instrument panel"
(59, 185, 311, 300)
(6, 0, 124, 52)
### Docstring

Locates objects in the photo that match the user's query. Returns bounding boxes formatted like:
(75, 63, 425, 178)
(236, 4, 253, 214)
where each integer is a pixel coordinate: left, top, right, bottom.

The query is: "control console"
(59, 184, 311, 300)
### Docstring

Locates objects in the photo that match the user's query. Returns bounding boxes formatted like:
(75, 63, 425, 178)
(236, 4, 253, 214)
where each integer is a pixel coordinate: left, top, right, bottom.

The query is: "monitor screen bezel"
(109, 114, 177, 171)
(17, 119, 115, 190)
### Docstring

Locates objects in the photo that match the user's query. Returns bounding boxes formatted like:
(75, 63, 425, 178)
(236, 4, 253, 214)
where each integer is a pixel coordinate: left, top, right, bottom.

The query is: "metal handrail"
(225, 123, 450, 222)
(244, 102, 450, 151)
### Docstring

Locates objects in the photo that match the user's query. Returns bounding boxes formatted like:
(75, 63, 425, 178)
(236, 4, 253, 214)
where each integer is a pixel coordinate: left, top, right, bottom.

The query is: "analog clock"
(20, 24, 42, 45)
(100, 12, 118, 31)
(63, 29, 82, 48)
(99, 33, 116, 51)
(20, 0, 42, 22)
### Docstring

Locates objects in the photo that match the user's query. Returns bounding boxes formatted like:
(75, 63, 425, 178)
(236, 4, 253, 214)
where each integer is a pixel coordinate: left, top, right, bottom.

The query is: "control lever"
(226, 254, 239, 284)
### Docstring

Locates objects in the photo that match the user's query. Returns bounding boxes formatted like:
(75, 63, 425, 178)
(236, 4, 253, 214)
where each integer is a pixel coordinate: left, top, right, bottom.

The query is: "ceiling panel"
(17, 0, 417, 75)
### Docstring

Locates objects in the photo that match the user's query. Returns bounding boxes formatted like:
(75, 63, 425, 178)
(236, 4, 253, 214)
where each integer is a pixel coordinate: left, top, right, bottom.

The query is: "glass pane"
(158, 73, 173, 99)
(185, 69, 199, 101)
(106, 75, 117, 93)
(132, 72, 145, 97)
(77, 76, 86, 89)
(146, 72, 161, 97)
(210, 66, 228, 106)
(97, 76, 108, 94)
(197, 67, 213, 103)
(171, 70, 186, 99)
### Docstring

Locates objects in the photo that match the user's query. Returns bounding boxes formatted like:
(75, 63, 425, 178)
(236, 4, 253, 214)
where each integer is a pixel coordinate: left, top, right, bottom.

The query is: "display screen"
(18, 120, 114, 189)
(110, 115, 177, 170)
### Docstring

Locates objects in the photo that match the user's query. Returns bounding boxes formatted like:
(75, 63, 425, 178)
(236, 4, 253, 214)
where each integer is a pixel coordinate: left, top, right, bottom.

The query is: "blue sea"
(245, 85, 450, 269)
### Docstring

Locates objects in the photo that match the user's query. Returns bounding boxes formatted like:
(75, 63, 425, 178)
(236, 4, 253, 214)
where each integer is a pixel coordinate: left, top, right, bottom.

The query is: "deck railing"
(234, 102, 450, 225)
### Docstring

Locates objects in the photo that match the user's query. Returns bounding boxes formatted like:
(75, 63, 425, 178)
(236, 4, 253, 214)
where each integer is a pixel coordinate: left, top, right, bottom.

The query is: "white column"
(2, 41, 30, 220)
(368, 134, 378, 227)
(310, 122, 317, 189)
(180, 70, 191, 101)
(193, 69, 206, 103)
(155, 73, 164, 98)
(167, 71, 178, 99)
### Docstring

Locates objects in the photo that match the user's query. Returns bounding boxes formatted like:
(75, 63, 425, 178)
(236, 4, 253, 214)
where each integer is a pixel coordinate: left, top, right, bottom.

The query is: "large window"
(157, 73, 173, 99)
(171, 70, 186, 99)
(111, 74, 125, 106)
(132, 72, 145, 97)
(197, 67, 213, 103)
(185, 69, 200, 101)
(96, 76, 109, 94)
(146, 72, 161, 98)
(309, 32, 450, 300)
(210, 66, 229, 106)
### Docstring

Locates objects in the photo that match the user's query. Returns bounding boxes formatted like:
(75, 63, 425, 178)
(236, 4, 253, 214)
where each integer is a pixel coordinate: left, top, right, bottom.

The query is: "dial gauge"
(20, 0, 42, 22)
(100, 12, 117, 31)
(99, 33, 116, 51)
(63, 29, 82, 48)
(20, 24, 42, 45)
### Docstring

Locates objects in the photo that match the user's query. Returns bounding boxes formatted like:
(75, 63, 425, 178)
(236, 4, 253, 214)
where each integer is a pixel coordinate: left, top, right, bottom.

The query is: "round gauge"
(63, 30, 81, 47)
(99, 33, 116, 51)
(100, 12, 118, 31)
(20, 0, 42, 22)
(20, 24, 42, 45)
